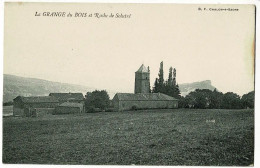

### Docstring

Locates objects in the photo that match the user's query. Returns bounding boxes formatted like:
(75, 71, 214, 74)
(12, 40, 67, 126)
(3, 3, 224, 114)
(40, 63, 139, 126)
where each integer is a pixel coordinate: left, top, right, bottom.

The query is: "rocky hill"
(179, 80, 216, 97)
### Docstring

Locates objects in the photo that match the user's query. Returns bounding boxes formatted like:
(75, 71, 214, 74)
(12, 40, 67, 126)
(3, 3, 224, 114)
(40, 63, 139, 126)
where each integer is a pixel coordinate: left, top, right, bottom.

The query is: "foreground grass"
(3, 109, 254, 165)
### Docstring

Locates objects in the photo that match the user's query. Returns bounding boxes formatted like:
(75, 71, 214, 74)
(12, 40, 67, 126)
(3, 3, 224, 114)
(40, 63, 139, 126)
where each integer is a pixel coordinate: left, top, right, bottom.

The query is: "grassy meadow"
(3, 109, 254, 165)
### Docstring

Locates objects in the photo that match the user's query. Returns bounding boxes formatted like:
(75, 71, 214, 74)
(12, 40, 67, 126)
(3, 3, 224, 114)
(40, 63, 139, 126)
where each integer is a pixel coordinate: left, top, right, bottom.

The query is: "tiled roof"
(58, 102, 83, 108)
(49, 93, 84, 101)
(114, 93, 178, 101)
(136, 64, 149, 73)
(14, 96, 59, 103)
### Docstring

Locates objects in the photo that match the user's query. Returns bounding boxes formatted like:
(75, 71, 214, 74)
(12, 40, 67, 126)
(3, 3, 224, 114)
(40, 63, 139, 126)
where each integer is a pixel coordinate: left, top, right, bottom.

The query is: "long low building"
(112, 93, 178, 111)
(13, 93, 85, 117)
(13, 96, 59, 116)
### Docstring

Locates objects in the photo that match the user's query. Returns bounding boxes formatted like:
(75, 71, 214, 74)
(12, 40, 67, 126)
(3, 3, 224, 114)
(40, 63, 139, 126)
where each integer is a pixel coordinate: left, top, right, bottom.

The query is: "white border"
(0, 1, 258, 168)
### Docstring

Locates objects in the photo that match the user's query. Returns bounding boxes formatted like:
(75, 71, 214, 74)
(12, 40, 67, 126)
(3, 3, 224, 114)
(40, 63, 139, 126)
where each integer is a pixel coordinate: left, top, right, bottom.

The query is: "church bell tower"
(135, 64, 150, 94)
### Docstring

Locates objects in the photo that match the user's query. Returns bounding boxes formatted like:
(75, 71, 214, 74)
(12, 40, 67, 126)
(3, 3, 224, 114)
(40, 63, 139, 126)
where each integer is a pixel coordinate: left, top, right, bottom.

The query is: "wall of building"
(26, 102, 59, 108)
(23, 108, 55, 117)
(35, 108, 55, 117)
(13, 107, 24, 116)
(115, 100, 178, 111)
(54, 106, 81, 114)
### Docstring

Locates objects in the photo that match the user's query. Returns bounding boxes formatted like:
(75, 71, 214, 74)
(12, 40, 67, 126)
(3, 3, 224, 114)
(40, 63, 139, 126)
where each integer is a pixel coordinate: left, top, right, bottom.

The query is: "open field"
(3, 109, 254, 165)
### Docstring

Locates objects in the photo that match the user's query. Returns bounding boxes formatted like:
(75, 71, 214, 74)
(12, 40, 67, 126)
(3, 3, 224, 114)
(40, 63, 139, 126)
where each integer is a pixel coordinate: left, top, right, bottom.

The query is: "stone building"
(13, 96, 59, 116)
(13, 93, 85, 116)
(54, 102, 84, 114)
(50, 93, 85, 113)
(112, 93, 178, 111)
(112, 64, 178, 111)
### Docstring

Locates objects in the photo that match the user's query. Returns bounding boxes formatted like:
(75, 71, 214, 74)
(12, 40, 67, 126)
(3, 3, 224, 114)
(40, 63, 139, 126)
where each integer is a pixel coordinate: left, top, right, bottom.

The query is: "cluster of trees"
(152, 61, 181, 99)
(85, 90, 110, 112)
(178, 89, 254, 109)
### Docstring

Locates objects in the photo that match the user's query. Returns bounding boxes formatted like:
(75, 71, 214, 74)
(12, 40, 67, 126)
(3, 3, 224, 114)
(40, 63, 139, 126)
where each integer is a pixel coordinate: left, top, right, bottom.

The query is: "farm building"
(13, 96, 59, 116)
(112, 64, 178, 111)
(54, 102, 84, 114)
(49, 93, 84, 103)
(112, 93, 178, 111)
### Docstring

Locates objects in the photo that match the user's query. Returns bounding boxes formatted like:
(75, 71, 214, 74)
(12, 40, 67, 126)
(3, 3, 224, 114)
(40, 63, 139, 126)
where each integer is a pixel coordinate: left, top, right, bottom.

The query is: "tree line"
(178, 89, 254, 109)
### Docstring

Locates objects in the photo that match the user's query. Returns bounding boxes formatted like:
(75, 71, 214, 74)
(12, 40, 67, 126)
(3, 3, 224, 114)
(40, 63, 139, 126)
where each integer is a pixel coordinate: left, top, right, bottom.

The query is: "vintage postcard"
(2, 2, 255, 166)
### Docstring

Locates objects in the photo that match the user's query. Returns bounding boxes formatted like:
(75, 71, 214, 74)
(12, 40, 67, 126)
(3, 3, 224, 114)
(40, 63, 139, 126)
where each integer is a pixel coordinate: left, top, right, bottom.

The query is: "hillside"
(3, 74, 95, 102)
(179, 80, 216, 97)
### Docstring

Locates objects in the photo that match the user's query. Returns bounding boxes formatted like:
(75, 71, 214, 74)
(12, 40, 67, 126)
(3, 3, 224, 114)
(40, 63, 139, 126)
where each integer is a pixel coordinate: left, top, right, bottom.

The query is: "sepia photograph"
(2, 1, 257, 166)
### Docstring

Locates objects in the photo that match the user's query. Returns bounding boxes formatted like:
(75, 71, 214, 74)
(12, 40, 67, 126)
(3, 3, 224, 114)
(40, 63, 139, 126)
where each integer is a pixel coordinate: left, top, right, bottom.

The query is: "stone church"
(112, 64, 178, 111)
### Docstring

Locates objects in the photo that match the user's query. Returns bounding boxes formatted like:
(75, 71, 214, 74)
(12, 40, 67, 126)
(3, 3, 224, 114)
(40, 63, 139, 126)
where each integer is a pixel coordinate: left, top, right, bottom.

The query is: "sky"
(4, 3, 255, 96)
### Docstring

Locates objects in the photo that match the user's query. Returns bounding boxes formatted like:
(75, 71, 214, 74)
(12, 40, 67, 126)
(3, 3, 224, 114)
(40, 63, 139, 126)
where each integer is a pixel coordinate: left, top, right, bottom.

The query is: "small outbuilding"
(54, 102, 84, 114)
(112, 93, 178, 111)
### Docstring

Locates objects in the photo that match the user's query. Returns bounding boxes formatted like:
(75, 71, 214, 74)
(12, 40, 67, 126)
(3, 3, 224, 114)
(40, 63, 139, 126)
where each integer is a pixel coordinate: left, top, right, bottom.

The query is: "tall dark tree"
(153, 61, 165, 93)
(173, 68, 176, 86)
(168, 67, 173, 86)
(158, 61, 164, 90)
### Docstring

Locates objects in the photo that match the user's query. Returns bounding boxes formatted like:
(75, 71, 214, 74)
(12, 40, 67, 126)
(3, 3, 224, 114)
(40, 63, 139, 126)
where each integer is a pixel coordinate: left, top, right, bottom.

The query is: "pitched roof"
(136, 64, 149, 73)
(49, 93, 84, 101)
(113, 93, 178, 101)
(14, 96, 59, 103)
(58, 102, 83, 108)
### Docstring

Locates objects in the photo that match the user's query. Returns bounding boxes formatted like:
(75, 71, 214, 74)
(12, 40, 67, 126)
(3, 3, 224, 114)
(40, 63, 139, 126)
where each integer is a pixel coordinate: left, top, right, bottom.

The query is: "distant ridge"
(3, 74, 117, 102)
(179, 80, 216, 97)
